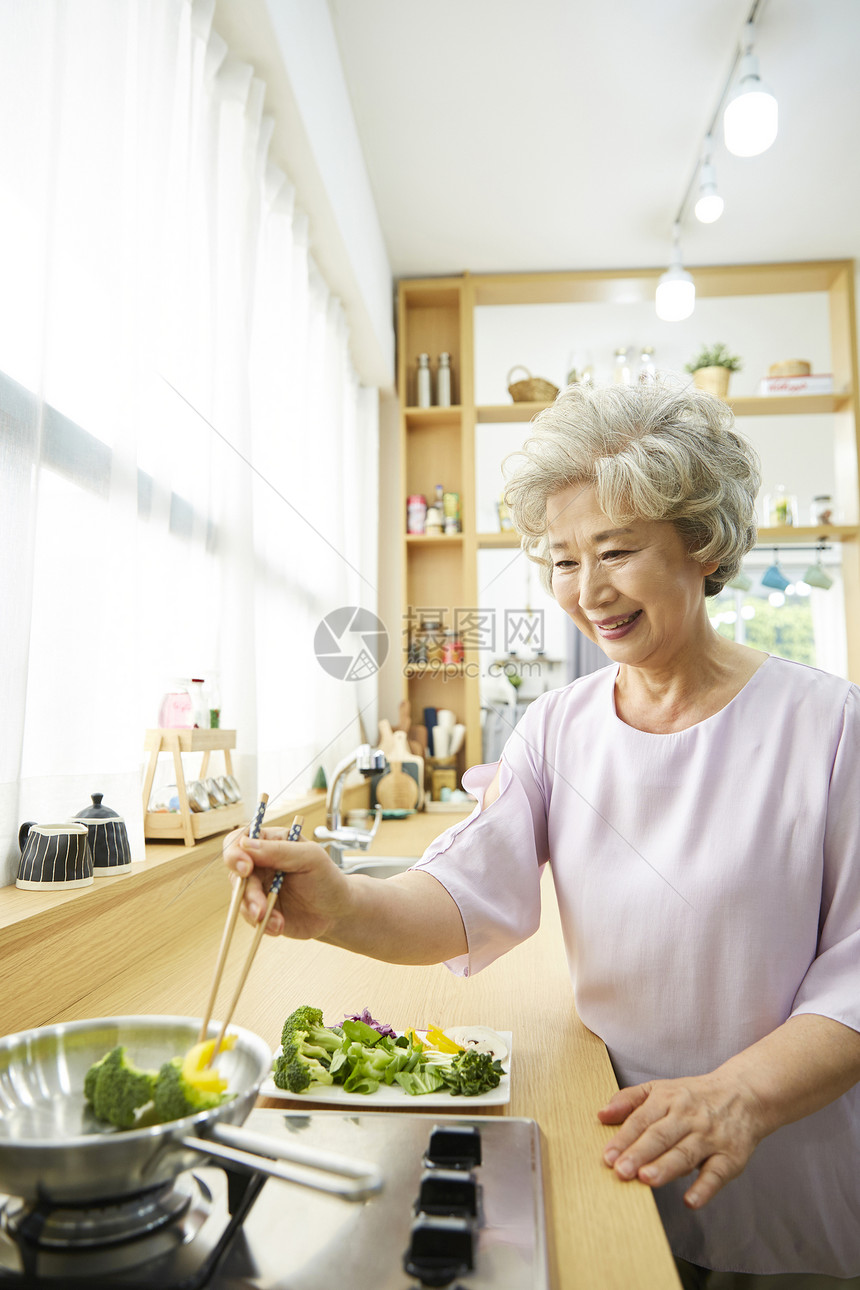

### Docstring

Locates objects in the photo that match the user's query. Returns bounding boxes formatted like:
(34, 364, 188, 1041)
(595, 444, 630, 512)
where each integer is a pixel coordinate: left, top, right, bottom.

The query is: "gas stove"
(0, 1109, 548, 1289)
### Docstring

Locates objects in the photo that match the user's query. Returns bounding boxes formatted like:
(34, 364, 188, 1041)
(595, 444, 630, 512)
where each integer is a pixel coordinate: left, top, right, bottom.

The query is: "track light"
(656, 223, 695, 322)
(694, 135, 724, 223)
(724, 22, 778, 157)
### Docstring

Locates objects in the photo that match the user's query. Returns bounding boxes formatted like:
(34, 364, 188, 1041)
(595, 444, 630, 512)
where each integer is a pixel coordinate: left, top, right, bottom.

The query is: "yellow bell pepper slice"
(425, 1025, 464, 1055)
(182, 1035, 236, 1093)
(404, 1028, 426, 1051)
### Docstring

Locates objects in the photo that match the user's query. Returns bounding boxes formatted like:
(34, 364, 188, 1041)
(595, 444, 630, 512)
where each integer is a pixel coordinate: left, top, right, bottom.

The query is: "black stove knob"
(416, 1168, 478, 1217)
(403, 1213, 474, 1286)
(425, 1125, 482, 1169)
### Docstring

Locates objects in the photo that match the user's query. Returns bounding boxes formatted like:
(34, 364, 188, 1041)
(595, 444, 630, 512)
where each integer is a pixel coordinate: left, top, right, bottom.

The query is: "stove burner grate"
(3, 1175, 197, 1250)
(0, 1166, 265, 1288)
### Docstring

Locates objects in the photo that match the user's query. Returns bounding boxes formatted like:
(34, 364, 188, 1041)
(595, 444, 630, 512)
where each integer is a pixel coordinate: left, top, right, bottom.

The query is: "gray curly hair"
(503, 381, 761, 598)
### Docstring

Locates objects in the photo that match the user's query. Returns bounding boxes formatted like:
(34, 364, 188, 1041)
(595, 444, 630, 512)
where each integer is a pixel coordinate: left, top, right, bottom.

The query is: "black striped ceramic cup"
(16, 823, 94, 890)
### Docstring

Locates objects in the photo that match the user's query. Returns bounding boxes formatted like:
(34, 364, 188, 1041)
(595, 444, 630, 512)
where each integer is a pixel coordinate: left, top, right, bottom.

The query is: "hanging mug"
(727, 569, 752, 592)
(802, 561, 833, 590)
(761, 562, 791, 592)
(73, 793, 133, 876)
(17, 823, 94, 891)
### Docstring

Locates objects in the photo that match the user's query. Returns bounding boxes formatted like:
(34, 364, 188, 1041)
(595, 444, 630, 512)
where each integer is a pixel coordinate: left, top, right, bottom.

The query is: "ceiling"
(327, 0, 860, 280)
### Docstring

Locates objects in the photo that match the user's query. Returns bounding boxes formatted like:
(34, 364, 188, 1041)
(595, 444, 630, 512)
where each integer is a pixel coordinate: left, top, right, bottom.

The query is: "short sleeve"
(410, 702, 551, 977)
(791, 684, 860, 1033)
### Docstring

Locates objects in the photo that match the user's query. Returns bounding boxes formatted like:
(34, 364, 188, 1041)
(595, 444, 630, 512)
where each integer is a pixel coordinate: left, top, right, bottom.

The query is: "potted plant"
(684, 343, 742, 399)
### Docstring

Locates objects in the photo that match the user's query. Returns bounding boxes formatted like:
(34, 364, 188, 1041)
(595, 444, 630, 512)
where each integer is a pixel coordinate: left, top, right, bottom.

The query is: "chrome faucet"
(314, 744, 386, 868)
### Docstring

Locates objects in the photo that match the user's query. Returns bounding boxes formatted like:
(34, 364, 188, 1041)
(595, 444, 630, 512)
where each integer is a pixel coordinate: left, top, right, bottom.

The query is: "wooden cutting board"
(375, 762, 420, 810)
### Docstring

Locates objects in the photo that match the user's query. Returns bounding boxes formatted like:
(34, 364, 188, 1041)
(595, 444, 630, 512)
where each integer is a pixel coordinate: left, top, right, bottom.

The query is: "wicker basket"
(507, 366, 559, 404)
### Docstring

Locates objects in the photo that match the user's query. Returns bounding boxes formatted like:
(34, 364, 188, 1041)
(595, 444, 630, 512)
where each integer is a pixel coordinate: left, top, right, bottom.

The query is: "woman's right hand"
(222, 827, 352, 941)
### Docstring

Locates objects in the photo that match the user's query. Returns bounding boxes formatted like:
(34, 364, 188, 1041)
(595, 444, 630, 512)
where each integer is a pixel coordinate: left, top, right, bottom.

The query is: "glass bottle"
(159, 681, 192, 729)
(613, 347, 632, 384)
(407, 494, 427, 534)
(208, 675, 221, 729)
(637, 347, 656, 384)
(442, 629, 464, 665)
(764, 484, 798, 527)
(421, 617, 444, 665)
(810, 495, 834, 526)
(425, 505, 443, 536)
(436, 352, 452, 407)
(416, 353, 432, 408)
(189, 678, 209, 728)
(579, 351, 595, 385)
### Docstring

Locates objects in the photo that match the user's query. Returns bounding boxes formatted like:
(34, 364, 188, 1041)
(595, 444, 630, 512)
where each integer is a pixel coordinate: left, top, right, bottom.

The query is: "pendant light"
(694, 135, 724, 223)
(655, 223, 695, 322)
(724, 22, 778, 157)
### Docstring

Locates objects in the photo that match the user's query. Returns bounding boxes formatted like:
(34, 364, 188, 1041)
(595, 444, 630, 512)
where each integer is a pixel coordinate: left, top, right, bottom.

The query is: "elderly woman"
(226, 384, 860, 1289)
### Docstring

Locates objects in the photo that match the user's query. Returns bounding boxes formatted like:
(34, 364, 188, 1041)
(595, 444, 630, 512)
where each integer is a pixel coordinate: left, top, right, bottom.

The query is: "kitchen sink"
(340, 855, 418, 879)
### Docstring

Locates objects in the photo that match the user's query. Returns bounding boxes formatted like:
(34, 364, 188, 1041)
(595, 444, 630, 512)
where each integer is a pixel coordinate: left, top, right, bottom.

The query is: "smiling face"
(547, 484, 718, 671)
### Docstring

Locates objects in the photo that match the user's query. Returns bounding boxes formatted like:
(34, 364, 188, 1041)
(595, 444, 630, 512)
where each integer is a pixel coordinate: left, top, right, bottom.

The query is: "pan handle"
(179, 1123, 384, 1201)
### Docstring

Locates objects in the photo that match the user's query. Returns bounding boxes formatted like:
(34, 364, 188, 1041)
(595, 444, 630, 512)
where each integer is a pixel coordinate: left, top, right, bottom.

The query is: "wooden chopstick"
(207, 812, 303, 1063)
(197, 793, 270, 1045)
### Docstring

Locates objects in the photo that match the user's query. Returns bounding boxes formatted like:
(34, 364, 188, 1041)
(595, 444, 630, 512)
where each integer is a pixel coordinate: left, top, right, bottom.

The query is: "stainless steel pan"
(0, 1015, 382, 1204)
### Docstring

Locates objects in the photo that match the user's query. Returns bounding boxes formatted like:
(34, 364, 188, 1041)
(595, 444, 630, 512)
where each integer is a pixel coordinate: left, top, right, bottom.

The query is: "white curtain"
(0, 0, 379, 886)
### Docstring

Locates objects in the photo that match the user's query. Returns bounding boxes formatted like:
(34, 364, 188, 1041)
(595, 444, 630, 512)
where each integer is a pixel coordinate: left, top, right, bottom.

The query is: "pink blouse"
(413, 656, 860, 1276)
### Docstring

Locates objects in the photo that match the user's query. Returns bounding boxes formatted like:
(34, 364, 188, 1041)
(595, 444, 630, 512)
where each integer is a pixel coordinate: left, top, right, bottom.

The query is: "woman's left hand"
(597, 1073, 766, 1210)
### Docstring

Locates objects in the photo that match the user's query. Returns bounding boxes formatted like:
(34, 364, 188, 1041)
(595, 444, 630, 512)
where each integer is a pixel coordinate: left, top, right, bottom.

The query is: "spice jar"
(407, 494, 427, 534)
(442, 491, 460, 531)
(442, 629, 464, 665)
(613, 347, 632, 385)
(810, 495, 834, 526)
(421, 617, 444, 665)
(409, 629, 428, 666)
(425, 505, 443, 536)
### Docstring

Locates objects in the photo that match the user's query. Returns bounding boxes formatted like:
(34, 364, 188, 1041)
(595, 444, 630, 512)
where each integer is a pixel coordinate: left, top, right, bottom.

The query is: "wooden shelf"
(477, 530, 521, 547)
(143, 801, 246, 842)
(404, 406, 462, 429)
(474, 527, 859, 549)
(404, 662, 467, 678)
(729, 393, 852, 416)
(476, 393, 853, 423)
(756, 525, 858, 543)
(406, 532, 464, 545)
(477, 402, 549, 422)
(143, 727, 236, 752)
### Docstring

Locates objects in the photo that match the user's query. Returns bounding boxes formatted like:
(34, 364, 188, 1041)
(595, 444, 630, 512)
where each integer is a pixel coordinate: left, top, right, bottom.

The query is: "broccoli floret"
(280, 1005, 343, 1058)
(272, 1042, 335, 1095)
(438, 1048, 504, 1097)
(84, 1046, 158, 1129)
(83, 1052, 108, 1105)
(152, 1057, 230, 1123)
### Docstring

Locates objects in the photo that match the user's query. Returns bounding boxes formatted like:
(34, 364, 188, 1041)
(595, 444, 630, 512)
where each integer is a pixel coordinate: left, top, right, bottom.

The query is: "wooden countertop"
(0, 805, 680, 1289)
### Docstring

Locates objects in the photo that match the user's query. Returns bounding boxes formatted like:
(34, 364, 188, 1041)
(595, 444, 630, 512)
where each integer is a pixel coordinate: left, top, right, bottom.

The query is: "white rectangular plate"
(261, 1031, 513, 1108)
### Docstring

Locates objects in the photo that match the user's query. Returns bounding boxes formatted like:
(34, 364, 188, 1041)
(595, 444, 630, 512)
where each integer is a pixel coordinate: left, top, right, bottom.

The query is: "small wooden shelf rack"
(142, 728, 246, 847)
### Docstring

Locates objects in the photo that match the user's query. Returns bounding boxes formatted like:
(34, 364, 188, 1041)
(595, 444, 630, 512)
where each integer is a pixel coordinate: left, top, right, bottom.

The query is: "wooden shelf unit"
(398, 279, 480, 770)
(398, 261, 860, 744)
(142, 728, 246, 848)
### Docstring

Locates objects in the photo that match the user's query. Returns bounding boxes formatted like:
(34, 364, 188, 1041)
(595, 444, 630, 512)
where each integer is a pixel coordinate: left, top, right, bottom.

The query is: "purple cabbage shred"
(344, 1007, 396, 1037)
